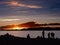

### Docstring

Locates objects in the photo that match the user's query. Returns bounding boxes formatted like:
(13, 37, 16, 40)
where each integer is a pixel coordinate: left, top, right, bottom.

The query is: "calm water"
(0, 30, 60, 38)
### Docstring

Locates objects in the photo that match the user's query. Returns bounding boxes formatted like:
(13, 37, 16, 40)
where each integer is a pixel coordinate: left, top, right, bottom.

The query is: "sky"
(0, 0, 60, 26)
(0, 0, 60, 38)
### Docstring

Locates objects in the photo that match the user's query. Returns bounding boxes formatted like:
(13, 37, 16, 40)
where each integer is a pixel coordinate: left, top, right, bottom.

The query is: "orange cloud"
(6, 1, 42, 8)
(9, 1, 25, 7)
(27, 5, 42, 8)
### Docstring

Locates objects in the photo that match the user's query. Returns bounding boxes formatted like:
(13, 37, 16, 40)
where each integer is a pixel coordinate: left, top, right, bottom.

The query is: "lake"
(0, 30, 60, 38)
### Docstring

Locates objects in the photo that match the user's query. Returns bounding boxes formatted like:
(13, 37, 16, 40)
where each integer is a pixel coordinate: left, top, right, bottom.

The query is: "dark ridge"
(0, 27, 60, 31)
(0, 33, 60, 45)
(21, 27, 60, 31)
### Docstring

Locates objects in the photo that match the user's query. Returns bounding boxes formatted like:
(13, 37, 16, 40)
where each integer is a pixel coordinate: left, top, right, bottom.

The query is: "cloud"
(8, 1, 42, 8)
(0, 1, 43, 8)
(18, 21, 40, 28)
(26, 5, 42, 8)
(0, 21, 40, 30)
(0, 21, 60, 30)
(0, 19, 20, 21)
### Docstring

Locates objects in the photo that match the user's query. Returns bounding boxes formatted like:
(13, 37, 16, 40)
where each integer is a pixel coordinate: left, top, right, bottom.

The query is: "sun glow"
(12, 26, 23, 30)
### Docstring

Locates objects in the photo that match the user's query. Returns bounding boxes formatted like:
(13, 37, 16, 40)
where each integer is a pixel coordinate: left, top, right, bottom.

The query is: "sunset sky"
(0, 0, 60, 38)
(0, 0, 60, 26)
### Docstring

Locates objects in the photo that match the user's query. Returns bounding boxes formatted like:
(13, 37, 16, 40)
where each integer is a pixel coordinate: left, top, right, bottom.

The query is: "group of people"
(27, 30, 55, 39)
(48, 32, 55, 38)
(41, 30, 55, 38)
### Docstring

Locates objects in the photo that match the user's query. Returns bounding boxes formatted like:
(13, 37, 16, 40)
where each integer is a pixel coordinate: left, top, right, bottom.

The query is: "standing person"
(51, 32, 55, 38)
(42, 30, 45, 38)
(48, 32, 50, 38)
(27, 34, 30, 39)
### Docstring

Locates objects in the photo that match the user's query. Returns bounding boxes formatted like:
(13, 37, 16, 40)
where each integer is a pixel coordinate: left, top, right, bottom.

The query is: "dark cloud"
(0, 21, 60, 30)
(18, 21, 40, 28)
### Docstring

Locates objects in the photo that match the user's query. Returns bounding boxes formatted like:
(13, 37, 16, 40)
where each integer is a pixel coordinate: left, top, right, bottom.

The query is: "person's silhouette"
(6, 33, 9, 35)
(48, 32, 50, 38)
(51, 32, 55, 38)
(27, 34, 30, 39)
(36, 36, 40, 39)
(42, 30, 45, 38)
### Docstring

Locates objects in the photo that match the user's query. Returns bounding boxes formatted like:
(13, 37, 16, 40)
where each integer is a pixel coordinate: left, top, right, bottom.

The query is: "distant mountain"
(48, 23, 60, 25)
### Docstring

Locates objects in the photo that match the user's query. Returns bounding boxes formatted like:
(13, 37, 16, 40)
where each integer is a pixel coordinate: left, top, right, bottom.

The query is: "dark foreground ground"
(0, 33, 60, 45)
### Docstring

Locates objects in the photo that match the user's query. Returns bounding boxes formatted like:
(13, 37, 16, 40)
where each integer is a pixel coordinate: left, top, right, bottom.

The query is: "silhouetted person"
(48, 32, 50, 38)
(42, 30, 45, 38)
(27, 34, 30, 39)
(4, 33, 9, 36)
(51, 32, 55, 38)
(6, 33, 9, 35)
(36, 36, 40, 39)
